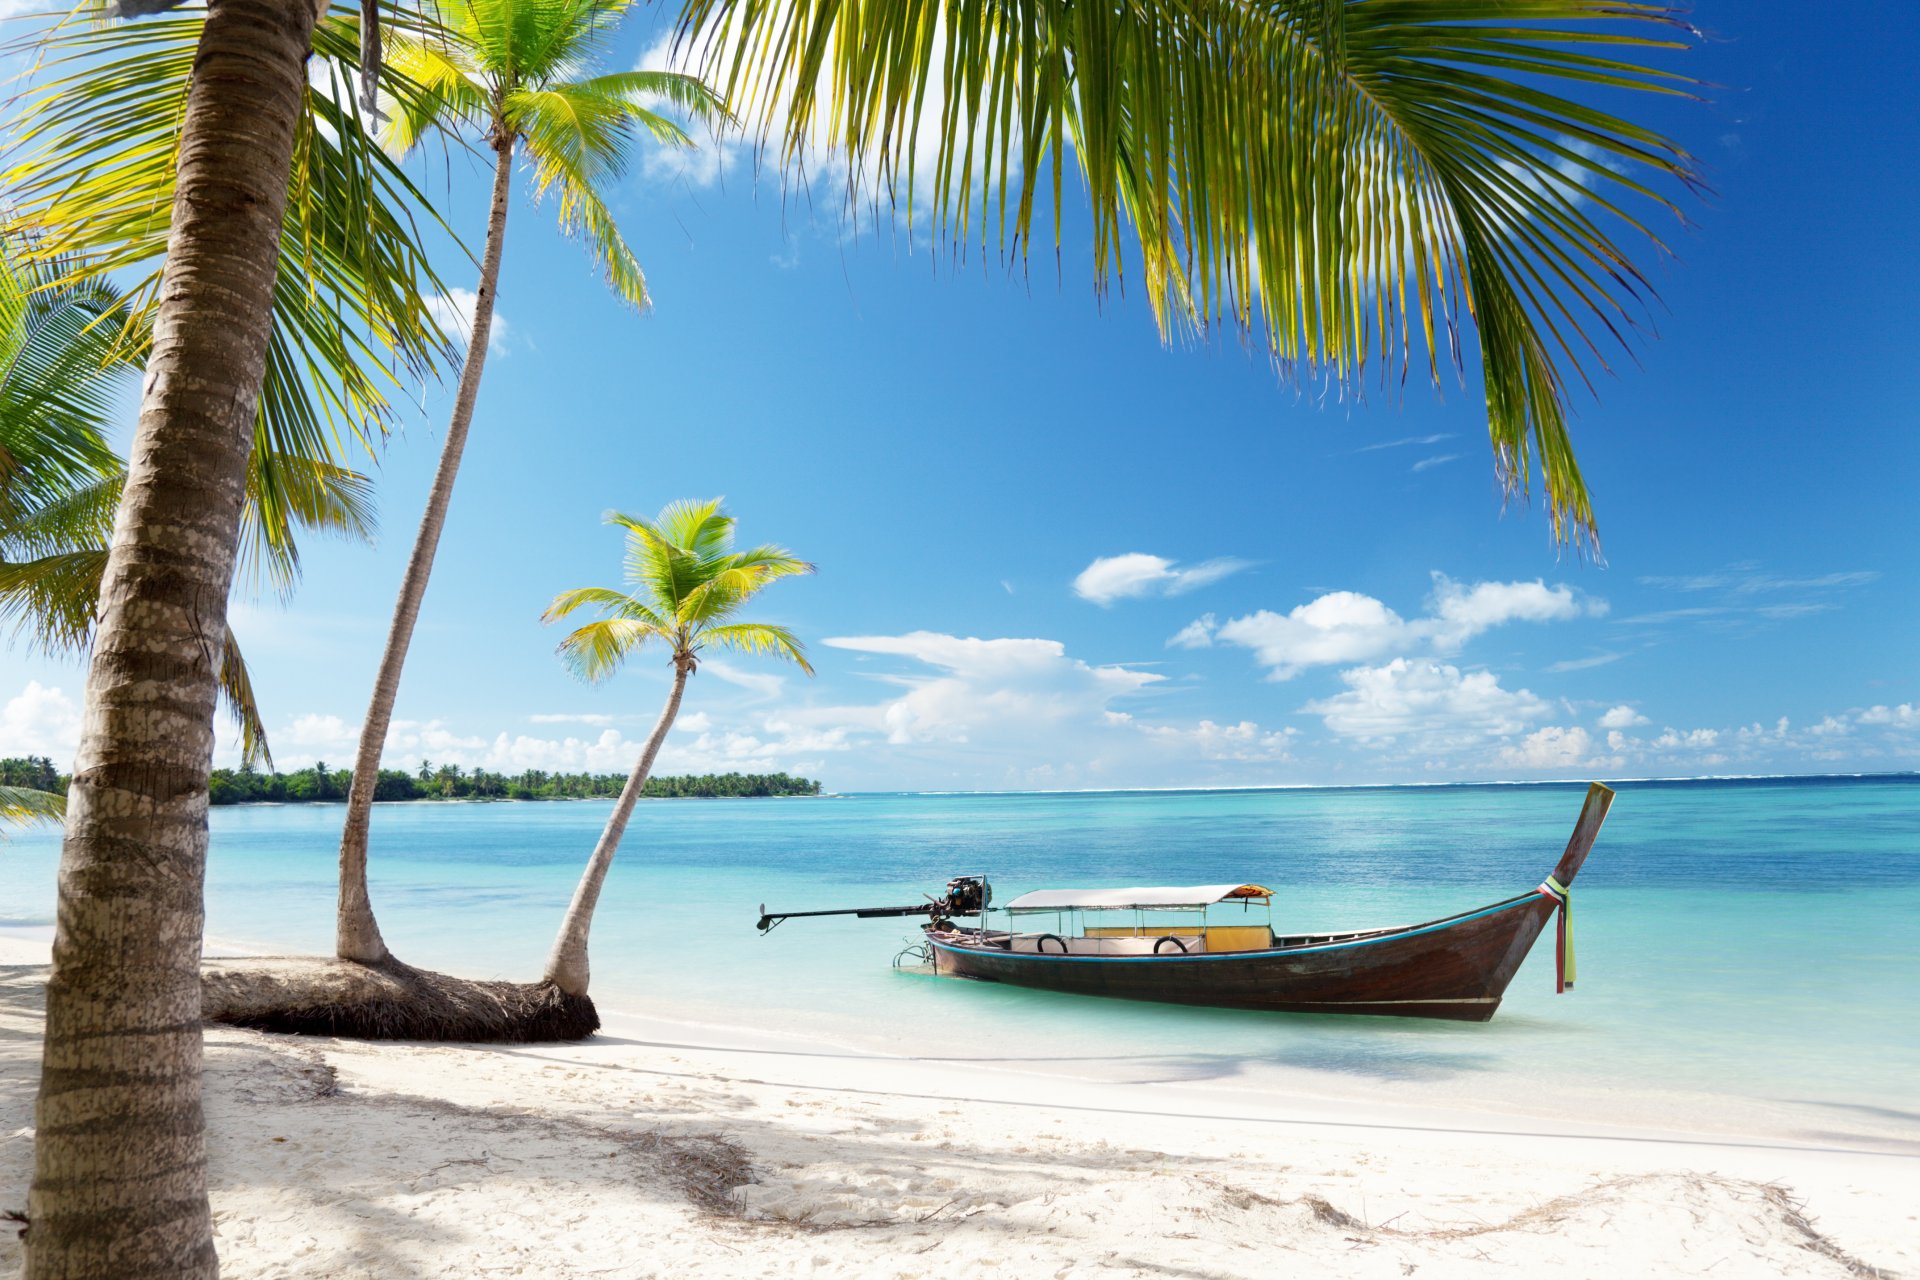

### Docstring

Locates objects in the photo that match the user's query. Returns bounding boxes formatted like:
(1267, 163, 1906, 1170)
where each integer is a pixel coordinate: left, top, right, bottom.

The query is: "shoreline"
(2, 952, 1912, 1278)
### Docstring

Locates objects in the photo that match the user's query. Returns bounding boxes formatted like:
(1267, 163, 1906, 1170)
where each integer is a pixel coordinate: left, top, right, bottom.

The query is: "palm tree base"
(202, 955, 599, 1042)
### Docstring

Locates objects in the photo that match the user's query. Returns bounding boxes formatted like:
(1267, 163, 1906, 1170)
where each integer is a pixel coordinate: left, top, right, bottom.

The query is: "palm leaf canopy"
(2, 6, 461, 472)
(0, 253, 379, 766)
(380, 0, 726, 309)
(543, 498, 814, 682)
(671, 0, 1702, 547)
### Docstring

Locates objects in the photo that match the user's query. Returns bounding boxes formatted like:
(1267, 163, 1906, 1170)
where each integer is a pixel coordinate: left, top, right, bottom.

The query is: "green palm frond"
(0, 548, 108, 655)
(4, 8, 462, 466)
(217, 623, 273, 768)
(554, 615, 669, 682)
(698, 622, 813, 674)
(547, 499, 814, 683)
(0, 244, 129, 509)
(0, 785, 65, 831)
(672, 0, 1700, 546)
(381, 4, 715, 310)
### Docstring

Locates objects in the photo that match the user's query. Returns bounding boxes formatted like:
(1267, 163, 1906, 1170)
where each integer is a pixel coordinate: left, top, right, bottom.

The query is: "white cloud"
(1499, 725, 1595, 770)
(1207, 572, 1603, 680)
(1216, 592, 1411, 680)
(1167, 614, 1217, 650)
(1128, 718, 1297, 763)
(1653, 727, 1720, 751)
(1302, 659, 1550, 747)
(425, 289, 510, 354)
(1858, 703, 1918, 729)
(1, 682, 82, 762)
(528, 713, 616, 726)
(1547, 652, 1624, 673)
(823, 632, 1160, 745)
(1425, 573, 1600, 653)
(1358, 433, 1455, 453)
(1410, 453, 1461, 473)
(702, 658, 786, 701)
(1072, 553, 1248, 606)
(1597, 705, 1649, 730)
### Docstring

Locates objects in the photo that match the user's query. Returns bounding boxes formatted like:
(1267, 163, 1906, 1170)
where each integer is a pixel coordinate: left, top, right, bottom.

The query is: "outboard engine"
(755, 874, 993, 933)
(939, 875, 990, 917)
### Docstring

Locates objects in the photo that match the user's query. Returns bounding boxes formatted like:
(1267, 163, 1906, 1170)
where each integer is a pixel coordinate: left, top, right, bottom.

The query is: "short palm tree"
(541, 499, 812, 996)
(334, 0, 726, 965)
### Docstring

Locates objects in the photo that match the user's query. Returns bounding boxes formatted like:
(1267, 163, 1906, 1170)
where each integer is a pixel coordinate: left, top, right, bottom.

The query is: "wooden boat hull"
(927, 894, 1555, 1022)
(921, 782, 1614, 1022)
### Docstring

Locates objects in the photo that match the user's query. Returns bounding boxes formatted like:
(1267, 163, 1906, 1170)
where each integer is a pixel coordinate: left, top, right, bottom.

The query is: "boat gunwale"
(926, 890, 1543, 965)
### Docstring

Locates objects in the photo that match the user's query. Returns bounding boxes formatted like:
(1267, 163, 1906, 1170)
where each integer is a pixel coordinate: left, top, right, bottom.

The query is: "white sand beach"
(1, 932, 1914, 1279)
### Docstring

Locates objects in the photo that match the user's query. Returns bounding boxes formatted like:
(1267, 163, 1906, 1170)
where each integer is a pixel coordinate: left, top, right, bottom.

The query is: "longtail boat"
(756, 782, 1612, 1022)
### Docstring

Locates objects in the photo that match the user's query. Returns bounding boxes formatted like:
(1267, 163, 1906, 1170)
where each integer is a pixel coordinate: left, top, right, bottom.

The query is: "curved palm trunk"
(25, 2, 317, 1276)
(545, 657, 691, 996)
(336, 128, 514, 963)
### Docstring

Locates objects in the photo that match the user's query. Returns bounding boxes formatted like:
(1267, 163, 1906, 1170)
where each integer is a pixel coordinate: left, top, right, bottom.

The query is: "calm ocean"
(5, 777, 1916, 1148)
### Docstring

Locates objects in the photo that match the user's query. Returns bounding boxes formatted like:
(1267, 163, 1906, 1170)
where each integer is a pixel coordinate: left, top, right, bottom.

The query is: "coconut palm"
(2, 11, 455, 1274)
(540, 499, 812, 995)
(333, 0, 726, 965)
(672, 0, 1700, 547)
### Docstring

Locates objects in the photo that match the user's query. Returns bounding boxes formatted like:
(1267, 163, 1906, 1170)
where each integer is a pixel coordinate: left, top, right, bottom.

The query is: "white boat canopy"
(1003, 884, 1274, 913)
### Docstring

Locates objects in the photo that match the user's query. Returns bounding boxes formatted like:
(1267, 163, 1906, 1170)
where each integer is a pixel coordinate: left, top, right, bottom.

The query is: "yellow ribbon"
(1537, 875, 1575, 992)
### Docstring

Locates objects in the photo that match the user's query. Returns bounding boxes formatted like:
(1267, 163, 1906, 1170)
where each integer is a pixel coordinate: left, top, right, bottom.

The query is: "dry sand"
(1, 934, 1914, 1278)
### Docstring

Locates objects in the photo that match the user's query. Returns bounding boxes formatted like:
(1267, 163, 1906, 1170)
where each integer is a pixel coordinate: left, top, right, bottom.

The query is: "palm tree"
(2, 11, 455, 1275)
(333, 0, 725, 965)
(671, 0, 1700, 547)
(540, 499, 812, 995)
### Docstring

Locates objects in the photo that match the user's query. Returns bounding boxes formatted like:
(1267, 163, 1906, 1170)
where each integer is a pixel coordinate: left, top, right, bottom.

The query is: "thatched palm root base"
(202, 956, 599, 1042)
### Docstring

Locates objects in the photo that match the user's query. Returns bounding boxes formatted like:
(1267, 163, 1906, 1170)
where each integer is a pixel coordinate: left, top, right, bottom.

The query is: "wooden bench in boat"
(1007, 925, 1275, 955)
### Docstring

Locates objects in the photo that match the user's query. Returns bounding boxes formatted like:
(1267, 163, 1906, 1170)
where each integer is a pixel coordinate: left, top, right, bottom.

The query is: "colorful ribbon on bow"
(1536, 875, 1575, 993)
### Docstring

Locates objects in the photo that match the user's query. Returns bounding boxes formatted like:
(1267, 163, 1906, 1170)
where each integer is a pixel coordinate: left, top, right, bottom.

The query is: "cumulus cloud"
(1597, 705, 1649, 730)
(1, 682, 82, 762)
(1302, 659, 1550, 747)
(1215, 592, 1411, 680)
(1072, 553, 1249, 606)
(824, 632, 1161, 745)
(1499, 725, 1596, 770)
(1858, 703, 1918, 728)
(1198, 572, 1602, 681)
(425, 289, 510, 353)
(1653, 727, 1720, 750)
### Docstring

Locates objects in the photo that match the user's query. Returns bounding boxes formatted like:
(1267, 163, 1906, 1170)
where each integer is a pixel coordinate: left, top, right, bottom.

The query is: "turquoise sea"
(5, 776, 1917, 1149)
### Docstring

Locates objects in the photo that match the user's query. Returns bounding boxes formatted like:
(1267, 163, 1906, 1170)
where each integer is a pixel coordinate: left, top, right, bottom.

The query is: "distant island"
(2, 756, 821, 805)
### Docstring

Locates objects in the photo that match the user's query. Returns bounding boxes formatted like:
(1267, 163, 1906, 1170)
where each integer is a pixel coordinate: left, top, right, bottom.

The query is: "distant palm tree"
(540, 499, 812, 995)
(334, 0, 725, 965)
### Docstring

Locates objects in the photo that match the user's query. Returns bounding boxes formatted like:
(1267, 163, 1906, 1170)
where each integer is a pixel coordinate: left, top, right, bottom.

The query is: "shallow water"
(5, 777, 1916, 1147)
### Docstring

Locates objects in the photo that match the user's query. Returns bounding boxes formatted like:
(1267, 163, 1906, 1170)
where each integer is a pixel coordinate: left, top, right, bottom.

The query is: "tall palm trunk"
(336, 120, 514, 963)
(26, 2, 317, 1276)
(544, 655, 691, 996)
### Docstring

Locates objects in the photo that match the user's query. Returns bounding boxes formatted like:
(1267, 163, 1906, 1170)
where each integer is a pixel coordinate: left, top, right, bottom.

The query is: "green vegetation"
(0, 758, 819, 806)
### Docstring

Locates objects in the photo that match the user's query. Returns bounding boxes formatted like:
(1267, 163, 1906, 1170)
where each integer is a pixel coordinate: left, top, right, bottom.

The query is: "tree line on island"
(4, 756, 820, 805)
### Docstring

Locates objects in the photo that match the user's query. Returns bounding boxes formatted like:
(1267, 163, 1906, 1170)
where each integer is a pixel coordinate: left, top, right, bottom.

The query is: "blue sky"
(3, 3, 1916, 789)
